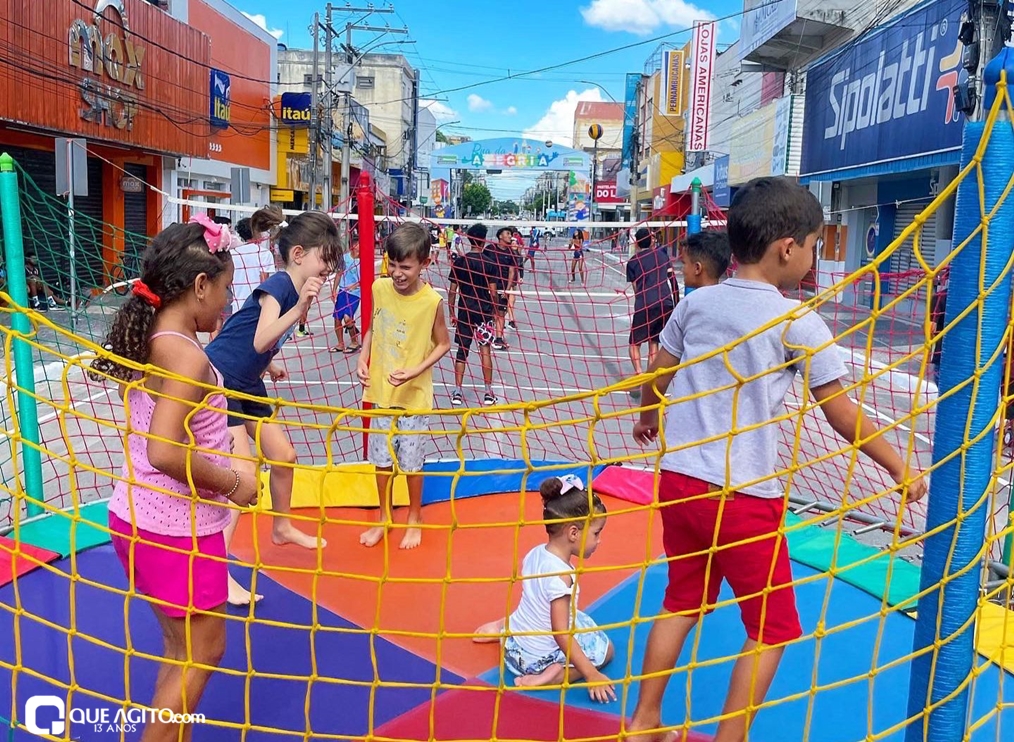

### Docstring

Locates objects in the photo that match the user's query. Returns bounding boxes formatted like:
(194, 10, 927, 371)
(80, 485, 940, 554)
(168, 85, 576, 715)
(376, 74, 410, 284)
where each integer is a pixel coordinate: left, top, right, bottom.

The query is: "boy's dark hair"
(684, 230, 732, 278)
(466, 223, 487, 249)
(89, 223, 232, 383)
(250, 207, 342, 270)
(496, 226, 512, 240)
(635, 227, 652, 251)
(727, 177, 823, 264)
(540, 477, 606, 535)
(235, 218, 253, 242)
(385, 222, 431, 262)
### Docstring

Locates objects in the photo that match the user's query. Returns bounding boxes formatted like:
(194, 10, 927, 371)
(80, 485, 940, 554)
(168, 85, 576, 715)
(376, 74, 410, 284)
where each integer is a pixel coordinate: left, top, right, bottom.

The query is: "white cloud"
(580, 0, 712, 36)
(241, 12, 284, 40)
(467, 94, 494, 112)
(504, 106, 518, 116)
(522, 88, 603, 147)
(421, 100, 459, 124)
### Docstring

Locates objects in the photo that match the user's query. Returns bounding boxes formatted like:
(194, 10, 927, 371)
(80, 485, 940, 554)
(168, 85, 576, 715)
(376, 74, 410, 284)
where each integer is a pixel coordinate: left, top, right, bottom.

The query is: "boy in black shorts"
(483, 227, 517, 351)
(627, 228, 679, 397)
(448, 224, 498, 406)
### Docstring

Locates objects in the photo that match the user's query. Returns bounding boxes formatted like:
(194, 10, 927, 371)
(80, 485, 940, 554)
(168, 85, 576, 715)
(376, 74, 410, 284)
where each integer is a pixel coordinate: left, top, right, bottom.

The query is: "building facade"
(799, 0, 965, 289)
(354, 53, 419, 204)
(0, 0, 210, 291)
(672, 0, 926, 230)
(168, 0, 277, 221)
(572, 101, 624, 220)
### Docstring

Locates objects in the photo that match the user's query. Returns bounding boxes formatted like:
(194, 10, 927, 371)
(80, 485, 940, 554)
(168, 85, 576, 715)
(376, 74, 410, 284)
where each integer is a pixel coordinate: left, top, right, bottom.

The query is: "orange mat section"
(230, 492, 664, 678)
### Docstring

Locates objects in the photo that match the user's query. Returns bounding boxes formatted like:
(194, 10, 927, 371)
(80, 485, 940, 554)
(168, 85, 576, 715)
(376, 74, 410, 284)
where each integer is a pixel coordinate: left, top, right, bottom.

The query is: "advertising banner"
(687, 21, 716, 152)
(280, 92, 312, 127)
(660, 50, 684, 117)
(713, 155, 730, 208)
(800, 0, 964, 176)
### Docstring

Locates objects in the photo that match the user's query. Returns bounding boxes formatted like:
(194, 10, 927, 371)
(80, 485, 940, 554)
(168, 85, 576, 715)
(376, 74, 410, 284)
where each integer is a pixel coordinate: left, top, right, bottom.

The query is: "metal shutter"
(122, 163, 148, 279)
(891, 200, 936, 276)
(2, 145, 105, 294)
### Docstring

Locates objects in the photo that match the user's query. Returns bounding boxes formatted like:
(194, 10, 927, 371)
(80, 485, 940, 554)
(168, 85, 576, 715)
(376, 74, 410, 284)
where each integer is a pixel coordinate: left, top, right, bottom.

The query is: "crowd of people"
(84, 177, 929, 742)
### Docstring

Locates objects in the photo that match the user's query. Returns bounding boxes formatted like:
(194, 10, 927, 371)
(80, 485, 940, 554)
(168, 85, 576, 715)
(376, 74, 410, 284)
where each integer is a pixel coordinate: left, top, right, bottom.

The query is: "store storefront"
(799, 0, 965, 291)
(0, 0, 210, 292)
(167, 0, 277, 221)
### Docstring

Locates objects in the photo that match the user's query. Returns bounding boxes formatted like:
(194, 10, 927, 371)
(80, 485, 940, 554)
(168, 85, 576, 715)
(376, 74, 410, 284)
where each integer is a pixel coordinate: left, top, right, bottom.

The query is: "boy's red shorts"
(659, 471, 802, 645)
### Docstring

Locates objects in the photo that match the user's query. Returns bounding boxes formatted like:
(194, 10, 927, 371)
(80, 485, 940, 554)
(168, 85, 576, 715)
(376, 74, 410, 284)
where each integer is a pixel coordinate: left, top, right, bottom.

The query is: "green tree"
(462, 182, 492, 216)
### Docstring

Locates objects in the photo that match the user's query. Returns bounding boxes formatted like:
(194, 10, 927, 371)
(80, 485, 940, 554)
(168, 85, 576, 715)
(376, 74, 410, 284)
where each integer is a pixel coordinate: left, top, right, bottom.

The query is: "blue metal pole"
(0, 153, 45, 517)
(905, 50, 1014, 742)
(686, 177, 702, 236)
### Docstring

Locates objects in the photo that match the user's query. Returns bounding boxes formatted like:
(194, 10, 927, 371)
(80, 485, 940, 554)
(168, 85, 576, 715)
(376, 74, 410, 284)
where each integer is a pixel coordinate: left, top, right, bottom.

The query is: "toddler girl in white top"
(475, 475, 615, 702)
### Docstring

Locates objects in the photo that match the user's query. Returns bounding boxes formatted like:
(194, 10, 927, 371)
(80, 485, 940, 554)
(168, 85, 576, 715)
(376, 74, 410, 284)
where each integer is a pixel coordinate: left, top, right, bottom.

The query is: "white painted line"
(37, 388, 114, 426)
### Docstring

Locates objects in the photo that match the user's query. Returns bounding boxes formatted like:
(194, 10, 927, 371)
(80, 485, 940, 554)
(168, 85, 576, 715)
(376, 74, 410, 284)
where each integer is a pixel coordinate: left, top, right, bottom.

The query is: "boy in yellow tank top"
(357, 223, 451, 550)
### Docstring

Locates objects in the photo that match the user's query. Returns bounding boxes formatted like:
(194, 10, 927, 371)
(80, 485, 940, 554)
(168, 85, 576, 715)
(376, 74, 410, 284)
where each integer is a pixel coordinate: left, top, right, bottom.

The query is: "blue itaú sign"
(210, 69, 230, 128)
(800, 0, 964, 177)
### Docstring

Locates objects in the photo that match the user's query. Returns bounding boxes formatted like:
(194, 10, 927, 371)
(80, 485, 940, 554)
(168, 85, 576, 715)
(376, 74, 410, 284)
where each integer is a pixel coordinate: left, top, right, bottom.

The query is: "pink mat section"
(0, 536, 60, 588)
(373, 682, 713, 741)
(592, 466, 656, 505)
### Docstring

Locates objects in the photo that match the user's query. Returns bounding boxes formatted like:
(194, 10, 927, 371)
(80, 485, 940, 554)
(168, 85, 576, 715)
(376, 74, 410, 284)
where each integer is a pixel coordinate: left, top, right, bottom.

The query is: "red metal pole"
(357, 172, 375, 458)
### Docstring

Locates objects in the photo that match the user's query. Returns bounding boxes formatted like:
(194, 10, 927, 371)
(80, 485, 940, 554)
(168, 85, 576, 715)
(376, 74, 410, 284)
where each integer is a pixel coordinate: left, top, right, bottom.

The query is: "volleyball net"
(0, 78, 1012, 742)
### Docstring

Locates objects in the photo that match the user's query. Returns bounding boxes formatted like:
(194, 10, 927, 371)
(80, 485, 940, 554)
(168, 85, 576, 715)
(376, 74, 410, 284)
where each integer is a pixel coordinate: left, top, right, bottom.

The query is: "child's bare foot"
(359, 525, 388, 547)
(473, 619, 505, 643)
(623, 718, 676, 742)
(399, 524, 422, 550)
(272, 521, 327, 550)
(515, 662, 566, 688)
(227, 575, 263, 607)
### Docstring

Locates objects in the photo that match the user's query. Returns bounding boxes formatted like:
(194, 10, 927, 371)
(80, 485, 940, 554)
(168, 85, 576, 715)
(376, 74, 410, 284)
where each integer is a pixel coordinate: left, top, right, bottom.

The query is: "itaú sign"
(68, 0, 145, 131)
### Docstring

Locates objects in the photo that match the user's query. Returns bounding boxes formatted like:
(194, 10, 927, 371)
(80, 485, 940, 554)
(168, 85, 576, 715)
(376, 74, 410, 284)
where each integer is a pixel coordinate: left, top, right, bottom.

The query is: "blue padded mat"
(480, 560, 1013, 742)
(0, 545, 462, 741)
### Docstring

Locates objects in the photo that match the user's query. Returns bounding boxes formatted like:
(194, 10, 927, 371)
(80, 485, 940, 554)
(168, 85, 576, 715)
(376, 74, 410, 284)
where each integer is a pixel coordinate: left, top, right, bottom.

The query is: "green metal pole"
(1, 153, 45, 517)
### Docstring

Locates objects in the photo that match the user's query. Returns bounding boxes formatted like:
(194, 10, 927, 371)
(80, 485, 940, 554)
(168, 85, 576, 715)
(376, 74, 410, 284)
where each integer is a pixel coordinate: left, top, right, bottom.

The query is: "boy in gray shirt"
(626, 177, 928, 742)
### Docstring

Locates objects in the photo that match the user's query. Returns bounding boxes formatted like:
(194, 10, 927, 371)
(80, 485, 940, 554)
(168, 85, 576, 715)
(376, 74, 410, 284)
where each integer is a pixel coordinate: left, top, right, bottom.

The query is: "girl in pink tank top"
(89, 216, 258, 741)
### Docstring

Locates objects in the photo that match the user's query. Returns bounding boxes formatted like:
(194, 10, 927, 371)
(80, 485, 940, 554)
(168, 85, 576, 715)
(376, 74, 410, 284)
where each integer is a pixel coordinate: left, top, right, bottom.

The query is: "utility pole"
(308, 11, 320, 207)
(322, 3, 334, 209)
(327, 6, 406, 211)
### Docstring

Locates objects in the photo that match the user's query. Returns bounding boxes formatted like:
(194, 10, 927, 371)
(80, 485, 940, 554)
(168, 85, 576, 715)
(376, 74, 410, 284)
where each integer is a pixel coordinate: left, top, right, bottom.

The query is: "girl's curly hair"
(89, 222, 232, 383)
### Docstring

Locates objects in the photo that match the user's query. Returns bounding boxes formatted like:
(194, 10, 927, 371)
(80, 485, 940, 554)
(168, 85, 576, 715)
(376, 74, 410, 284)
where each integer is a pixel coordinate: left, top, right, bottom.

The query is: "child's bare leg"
(712, 640, 784, 742)
(332, 320, 345, 351)
(400, 471, 423, 550)
(258, 423, 325, 550)
(345, 318, 360, 347)
(625, 613, 697, 742)
(515, 662, 570, 687)
(473, 618, 505, 643)
(361, 467, 393, 547)
(224, 429, 262, 606)
(144, 607, 226, 742)
(629, 343, 643, 376)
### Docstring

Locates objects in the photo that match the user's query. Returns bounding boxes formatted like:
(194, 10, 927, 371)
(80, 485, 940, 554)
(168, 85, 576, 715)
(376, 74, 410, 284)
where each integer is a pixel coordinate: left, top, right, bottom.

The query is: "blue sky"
(237, 0, 742, 198)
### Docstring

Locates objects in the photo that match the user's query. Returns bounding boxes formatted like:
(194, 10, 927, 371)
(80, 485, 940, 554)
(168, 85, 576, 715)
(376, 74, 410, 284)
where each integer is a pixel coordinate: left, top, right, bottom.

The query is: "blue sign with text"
(210, 69, 230, 128)
(800, 0, 964, 176)
(621, 73, 640, 170)
(713, 155, 730, 208)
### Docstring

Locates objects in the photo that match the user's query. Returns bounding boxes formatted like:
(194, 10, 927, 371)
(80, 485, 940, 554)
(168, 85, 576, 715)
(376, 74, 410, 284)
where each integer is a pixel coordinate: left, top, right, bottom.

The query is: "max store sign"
(68, 0, 145, 131)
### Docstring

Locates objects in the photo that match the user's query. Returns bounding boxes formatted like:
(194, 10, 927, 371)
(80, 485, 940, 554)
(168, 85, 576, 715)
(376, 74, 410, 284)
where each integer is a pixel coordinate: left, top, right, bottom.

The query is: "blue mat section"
(0, 546, 463, 741)
(421, 460, 607, 505)
(480, 561, 1013, 742)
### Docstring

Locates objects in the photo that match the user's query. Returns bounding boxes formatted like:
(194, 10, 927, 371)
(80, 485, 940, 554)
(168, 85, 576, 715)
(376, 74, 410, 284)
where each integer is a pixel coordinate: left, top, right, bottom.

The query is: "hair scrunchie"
(132, 280, 161, 309)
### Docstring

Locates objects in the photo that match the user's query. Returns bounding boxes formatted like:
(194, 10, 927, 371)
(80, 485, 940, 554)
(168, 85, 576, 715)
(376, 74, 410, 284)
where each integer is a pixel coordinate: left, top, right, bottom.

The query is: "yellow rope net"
(1, 77, 1014, 742)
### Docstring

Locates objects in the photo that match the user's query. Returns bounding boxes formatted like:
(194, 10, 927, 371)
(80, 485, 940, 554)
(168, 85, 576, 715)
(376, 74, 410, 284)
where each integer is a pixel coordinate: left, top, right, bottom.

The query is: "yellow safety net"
(1, 79, 1014, 742)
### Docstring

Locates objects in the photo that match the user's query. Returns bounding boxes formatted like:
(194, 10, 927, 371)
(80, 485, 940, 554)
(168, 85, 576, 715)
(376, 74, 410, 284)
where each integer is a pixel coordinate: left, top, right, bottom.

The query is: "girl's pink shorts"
(108, 512, 228, 618)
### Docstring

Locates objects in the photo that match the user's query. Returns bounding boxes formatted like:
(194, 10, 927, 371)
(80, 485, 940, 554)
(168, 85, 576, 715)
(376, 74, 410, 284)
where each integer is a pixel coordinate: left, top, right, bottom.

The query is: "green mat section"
(14, 500, 111, 559)
(785, 511, 922, 611)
